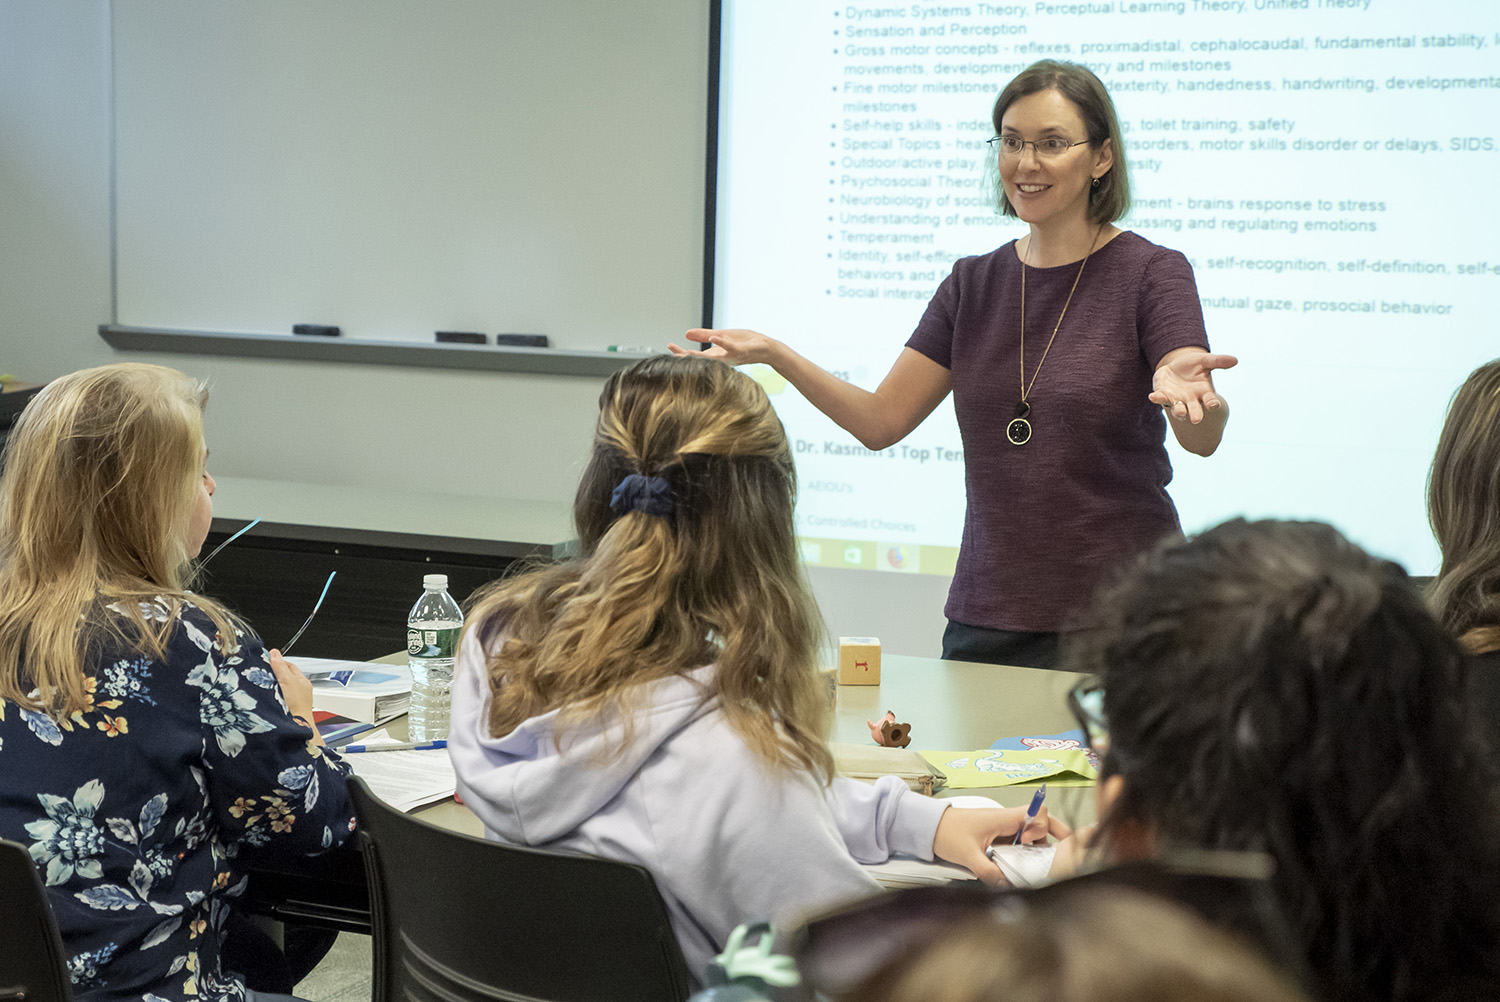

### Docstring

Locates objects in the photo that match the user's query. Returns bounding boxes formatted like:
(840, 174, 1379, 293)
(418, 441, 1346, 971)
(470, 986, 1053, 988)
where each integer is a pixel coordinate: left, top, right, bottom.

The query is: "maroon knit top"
(906, 231, 1209, 633)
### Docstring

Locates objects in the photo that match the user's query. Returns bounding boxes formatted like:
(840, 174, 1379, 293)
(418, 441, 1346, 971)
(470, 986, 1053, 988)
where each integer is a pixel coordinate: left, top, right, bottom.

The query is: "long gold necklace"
(1007, 225, 1104, 447)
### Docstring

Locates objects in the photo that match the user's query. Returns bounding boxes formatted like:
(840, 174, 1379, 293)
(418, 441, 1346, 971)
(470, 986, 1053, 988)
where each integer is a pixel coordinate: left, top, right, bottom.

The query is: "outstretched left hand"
(1149, 349, 1238, 424)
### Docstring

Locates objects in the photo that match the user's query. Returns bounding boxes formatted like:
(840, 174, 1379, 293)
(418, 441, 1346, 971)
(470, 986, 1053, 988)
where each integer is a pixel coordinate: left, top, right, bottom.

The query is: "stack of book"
(298, 657, 412, 743)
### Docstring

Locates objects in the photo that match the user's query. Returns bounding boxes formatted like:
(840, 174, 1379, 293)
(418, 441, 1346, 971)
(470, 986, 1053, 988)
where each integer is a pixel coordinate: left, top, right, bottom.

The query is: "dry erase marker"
(1013, 783, 1047, 844)
(339, 740, 448, 754)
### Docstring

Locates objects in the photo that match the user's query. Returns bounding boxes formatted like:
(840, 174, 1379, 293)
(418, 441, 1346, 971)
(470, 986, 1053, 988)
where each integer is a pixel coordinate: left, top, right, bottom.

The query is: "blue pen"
(1013, 783, 1047, 844)
(339, 740, 447, 754)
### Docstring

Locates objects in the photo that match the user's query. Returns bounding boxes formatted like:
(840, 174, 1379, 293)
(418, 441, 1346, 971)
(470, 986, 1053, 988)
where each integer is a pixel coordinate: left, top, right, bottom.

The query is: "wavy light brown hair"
(467, 354, 832, 778)
(0, 363, 239, 715)
(1428, 358, 1500, 655)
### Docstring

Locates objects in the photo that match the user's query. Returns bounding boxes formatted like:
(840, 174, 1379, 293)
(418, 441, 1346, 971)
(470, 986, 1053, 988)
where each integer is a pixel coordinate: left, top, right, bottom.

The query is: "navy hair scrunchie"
(609, 473, 675, 518)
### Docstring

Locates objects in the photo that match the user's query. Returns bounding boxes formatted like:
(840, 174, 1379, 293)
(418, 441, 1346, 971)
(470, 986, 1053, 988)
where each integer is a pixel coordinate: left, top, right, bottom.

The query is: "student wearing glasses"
(0, 364, 354, 1002)
(673, 60, 1236, 669)
(1061, 519, 1500, 1002)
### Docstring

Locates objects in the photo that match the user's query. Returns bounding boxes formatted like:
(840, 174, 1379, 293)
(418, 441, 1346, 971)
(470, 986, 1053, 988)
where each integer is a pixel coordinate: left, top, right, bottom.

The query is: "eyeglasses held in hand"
(196, 515, 263, 568)
(280, 570, 336, 656)
(987, 135, 1090, 158)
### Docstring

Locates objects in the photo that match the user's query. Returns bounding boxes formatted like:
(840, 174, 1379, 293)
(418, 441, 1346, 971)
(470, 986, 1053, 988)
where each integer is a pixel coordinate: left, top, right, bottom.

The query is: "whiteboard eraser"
(492, 333, 549, 347)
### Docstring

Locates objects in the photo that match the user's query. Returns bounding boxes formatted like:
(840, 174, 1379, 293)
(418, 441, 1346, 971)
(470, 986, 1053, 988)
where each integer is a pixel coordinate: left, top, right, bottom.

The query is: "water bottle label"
(407, 626, 459, 659)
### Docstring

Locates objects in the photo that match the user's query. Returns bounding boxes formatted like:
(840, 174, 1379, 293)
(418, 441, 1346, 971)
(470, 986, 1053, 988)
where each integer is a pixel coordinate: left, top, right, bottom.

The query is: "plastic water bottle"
(406, 574, 462, 742)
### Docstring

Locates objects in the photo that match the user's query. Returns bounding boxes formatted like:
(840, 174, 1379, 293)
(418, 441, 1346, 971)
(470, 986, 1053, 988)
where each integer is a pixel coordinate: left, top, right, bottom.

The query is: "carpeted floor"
(298, 933, 372, 1002)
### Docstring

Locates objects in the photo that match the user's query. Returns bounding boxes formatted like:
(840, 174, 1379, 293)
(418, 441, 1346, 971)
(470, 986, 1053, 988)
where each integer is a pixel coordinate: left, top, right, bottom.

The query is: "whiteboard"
(111, 0, 710, 351)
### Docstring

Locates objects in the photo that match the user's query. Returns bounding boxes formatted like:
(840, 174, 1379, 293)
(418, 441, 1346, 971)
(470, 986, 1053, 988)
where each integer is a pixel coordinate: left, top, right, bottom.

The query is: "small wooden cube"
(838, 637, 881, 685)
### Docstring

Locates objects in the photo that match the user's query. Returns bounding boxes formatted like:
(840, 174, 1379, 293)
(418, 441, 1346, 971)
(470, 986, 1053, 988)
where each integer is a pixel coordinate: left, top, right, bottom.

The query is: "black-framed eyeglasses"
(792, 855, 1302, 999)
(1067, 675, 1109, 757)
(987, 135, 1090, 158)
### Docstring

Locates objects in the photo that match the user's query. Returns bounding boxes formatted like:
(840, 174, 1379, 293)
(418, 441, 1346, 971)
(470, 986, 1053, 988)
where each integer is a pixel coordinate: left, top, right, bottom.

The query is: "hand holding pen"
(931, 788, 1069, 887)
(1013, 784, 1048, 844)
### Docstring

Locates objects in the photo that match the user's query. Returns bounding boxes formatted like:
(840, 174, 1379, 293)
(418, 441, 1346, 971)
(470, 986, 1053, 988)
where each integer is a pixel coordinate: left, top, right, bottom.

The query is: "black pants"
(941, 619, 1063, 670)
(223, 910, 338, 994)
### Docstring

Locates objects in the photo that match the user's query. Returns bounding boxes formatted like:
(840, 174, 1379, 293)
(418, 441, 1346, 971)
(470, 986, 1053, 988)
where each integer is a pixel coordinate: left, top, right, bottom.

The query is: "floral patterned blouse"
(0, 598, 355, 1002)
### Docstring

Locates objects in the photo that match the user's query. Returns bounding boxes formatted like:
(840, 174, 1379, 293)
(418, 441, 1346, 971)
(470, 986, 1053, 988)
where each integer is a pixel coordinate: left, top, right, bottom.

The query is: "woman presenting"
(673, 60, 1236, 668)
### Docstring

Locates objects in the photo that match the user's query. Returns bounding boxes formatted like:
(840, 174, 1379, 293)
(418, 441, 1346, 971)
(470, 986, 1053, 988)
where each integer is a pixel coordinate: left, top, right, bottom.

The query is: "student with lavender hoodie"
(673, 60, 1237, 670)
(447, 355, 1064, 986)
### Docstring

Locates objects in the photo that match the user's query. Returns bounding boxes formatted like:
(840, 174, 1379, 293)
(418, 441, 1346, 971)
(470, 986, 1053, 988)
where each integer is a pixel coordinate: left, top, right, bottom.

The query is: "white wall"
(0, 1, 114, 380)
(3, 0, 703, 501)
(0, 0, 951, 654)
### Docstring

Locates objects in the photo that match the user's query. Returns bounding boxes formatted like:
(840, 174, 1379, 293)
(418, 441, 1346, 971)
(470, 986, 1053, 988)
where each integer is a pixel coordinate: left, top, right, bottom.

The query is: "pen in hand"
(1013, 783, 1047, 845)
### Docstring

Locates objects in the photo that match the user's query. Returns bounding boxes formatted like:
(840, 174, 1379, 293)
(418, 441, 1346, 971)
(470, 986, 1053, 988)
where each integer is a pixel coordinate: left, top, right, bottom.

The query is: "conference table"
(243, 653, 1094, 931)
(412, 652, 1091, 834)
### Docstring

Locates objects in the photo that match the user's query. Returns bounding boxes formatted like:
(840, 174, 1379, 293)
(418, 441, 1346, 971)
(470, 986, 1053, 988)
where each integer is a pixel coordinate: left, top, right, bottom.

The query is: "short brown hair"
(844, 885, 1309, 1002)
(991, 60, 1130, 224)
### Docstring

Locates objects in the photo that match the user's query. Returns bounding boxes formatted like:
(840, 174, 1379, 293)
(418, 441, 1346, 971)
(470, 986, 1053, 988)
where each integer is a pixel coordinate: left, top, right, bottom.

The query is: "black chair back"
(349, 778, 692, 1002)
(0, 838, 73, 1002)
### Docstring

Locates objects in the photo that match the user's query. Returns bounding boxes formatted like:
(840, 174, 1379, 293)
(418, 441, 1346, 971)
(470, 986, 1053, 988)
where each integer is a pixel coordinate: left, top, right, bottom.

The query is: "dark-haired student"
(673, 59, 1236, 669)
(1057, 518, 1500, 1002)
(0, 363, 354, 1002)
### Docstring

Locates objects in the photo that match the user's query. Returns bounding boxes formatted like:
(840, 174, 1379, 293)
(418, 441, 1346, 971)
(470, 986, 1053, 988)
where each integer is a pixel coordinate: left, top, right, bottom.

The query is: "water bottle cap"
(423, 574, 448, 589)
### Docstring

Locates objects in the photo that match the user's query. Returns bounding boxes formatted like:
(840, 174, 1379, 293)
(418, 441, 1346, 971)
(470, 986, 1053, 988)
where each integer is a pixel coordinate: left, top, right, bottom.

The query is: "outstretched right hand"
(932, 804, 1071, 887)
(668, 328, 778, 366)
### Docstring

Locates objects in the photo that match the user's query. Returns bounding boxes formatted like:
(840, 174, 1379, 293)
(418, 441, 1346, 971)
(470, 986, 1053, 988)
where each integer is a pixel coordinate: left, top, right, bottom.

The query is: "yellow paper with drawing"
(918, 748, 1098, 788)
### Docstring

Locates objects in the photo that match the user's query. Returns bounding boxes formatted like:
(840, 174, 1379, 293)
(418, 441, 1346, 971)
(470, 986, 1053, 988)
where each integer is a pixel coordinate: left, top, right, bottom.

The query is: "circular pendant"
(1007, 416, 1032, 446)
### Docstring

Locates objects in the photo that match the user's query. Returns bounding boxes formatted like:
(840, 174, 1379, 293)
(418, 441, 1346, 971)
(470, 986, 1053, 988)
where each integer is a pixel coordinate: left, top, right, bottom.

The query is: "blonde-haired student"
(0, 363, 353, 1002)
(449, 354, 1063, 984)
